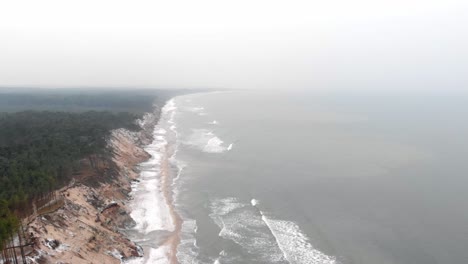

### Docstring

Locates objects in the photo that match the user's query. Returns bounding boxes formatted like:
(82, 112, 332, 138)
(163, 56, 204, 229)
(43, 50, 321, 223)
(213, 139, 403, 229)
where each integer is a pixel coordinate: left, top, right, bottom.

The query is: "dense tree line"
(0, 111, 140, 204)
(0, 89, 188, 248)
(0, 92, 159, 113)
(0, 200, 18, 249)
(0, 111, 140, 244)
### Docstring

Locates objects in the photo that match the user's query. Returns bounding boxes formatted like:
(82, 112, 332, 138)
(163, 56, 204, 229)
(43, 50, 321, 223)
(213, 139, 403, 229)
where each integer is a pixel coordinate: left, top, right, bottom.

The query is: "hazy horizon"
(2, 2, 468, 263)
(1, 0, 467, 92)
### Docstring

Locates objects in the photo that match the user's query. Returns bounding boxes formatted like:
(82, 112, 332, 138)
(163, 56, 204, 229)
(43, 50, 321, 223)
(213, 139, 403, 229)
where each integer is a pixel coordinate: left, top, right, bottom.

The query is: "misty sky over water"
(1, 0, 467, 92)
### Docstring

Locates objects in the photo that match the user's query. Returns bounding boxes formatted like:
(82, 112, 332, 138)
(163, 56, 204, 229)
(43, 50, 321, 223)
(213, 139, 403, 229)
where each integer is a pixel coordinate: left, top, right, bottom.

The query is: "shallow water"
(129, 91, 468, 264)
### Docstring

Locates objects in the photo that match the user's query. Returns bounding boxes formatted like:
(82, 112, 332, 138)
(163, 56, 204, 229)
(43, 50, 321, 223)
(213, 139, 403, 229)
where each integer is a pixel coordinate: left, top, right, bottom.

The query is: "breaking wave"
(185, 129, 233, 154)
(126, 99, 180, 264)
(130, 130, 173, 234)
(209, 197, 338, 264)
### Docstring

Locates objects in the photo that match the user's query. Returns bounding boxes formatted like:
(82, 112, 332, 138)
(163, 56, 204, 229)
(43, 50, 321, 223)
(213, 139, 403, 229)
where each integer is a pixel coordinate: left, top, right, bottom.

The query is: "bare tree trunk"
(1, 249, 6, 263)
(9, 234, 18, 264)
(17, 229, 26, 264)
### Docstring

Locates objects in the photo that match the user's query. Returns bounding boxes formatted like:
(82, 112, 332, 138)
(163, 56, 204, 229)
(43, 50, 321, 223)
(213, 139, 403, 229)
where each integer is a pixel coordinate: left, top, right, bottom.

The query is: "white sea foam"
(209, 198, 286, 263)
(167, 106, 176, 126)
(171, 160, 185, 181)
(209, 120, 218, 125)
(210, 197, 246, 216)
(204, 137, 226, 153)
(127, 99, 179, 264)
(176, 219, 201, 264)
(155, 128, 167, 134)
(210, 197, 338, 264)
(163, 99, 177, 113)
(250, 199, 259, 206)
(185, 106, 208, 116)
(189, 106, 204, 112)
(130, 137, 175, 234)
(185, 129, 233, 154)
(227, 143, 233, 151)
(252, 199, 338, 264)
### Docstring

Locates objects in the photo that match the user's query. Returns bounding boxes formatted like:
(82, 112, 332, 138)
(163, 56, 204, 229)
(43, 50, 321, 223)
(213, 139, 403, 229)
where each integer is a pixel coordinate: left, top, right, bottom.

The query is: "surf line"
(159, 121, 183, 263)
(159, 150, 181, 263)
(146, 98, 182, 264)
(250, 199, 289, 262)
(251, 199, 338, 264)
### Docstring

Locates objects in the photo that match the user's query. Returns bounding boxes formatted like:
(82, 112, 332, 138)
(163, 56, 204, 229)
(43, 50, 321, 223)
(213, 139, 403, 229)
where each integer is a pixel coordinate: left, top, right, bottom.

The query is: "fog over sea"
(126, 90, 468, 264)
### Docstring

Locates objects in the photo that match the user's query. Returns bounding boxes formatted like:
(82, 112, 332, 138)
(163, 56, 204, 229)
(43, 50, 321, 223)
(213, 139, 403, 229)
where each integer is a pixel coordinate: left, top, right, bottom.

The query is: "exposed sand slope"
(26, 111, 160, 264)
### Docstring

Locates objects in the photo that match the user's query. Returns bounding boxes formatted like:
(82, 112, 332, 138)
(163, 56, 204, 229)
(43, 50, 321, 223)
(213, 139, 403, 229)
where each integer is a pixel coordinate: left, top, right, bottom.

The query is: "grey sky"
(0, 0, 467, 91)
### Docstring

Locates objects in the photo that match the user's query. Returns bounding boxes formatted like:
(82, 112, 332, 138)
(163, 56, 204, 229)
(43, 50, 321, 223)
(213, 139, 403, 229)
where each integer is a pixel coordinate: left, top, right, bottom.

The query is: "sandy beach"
(126, 99, 183, 264)
(160, 149, 183, 264)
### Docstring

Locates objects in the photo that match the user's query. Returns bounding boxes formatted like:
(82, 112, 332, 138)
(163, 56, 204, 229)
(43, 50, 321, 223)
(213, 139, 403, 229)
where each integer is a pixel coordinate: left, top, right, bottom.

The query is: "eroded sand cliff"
(26, 111, 160, 264)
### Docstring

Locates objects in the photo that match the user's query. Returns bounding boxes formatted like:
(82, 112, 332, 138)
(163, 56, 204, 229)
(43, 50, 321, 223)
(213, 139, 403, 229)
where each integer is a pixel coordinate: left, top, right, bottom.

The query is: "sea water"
(129, 91, 468, 264)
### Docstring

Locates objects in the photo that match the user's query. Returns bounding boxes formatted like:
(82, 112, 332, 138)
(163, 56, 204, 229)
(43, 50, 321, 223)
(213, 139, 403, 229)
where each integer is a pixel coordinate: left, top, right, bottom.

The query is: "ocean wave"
(155, 128, 167, 134)
(203, 137, 226, 153)
(163, 99, 177, 113)
(166, 101, 176, 126)
(250, 199, 259, 207)
(209, 197, 286, 263)
(185, 106, 208, 116)
(209, 197, 338, 264)
(130, 148, 175, 234)
(185, 129, 233, 154)
(252, 200, 338, 264)
(189, 106, 205, 112)
(176, 218, 201, 264)
(127, 98, 180, 264)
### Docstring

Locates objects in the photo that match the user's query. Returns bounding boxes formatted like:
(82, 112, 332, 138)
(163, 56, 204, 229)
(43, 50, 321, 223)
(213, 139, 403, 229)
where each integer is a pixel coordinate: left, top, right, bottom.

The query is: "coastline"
(25, 106, 162, 263)
(160, 143, 182, 264)
(125, 98, 183, 264)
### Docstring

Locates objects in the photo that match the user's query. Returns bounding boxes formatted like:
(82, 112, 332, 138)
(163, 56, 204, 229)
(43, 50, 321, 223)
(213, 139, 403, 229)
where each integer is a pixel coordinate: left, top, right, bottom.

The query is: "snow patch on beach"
(147, 246, 171, 264)
(137, 112, 156, 128)
(130, 134, 174, 233)
(123, 245, 170, 264)
(127, 98, 179, 264)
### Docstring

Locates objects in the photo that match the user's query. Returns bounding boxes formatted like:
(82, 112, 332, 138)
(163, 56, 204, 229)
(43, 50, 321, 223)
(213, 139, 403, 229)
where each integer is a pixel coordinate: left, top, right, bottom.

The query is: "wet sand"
(160, 143, 182, 263)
